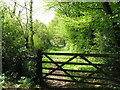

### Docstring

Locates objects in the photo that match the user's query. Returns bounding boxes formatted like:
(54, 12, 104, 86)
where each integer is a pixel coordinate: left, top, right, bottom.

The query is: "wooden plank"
(43, 67, 101, 73)
(43, 53, 120, 58)
(42, 61, 105, 66)
(42, 73, 108, 80)
(43, 77, 109, 85)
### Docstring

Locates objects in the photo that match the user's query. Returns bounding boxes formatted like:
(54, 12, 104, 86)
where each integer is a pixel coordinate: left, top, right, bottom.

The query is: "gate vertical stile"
(36, 49, 45, 87)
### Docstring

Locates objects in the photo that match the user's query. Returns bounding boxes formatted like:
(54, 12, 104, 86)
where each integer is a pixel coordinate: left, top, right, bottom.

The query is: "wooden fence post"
(36, 49, 45, 87)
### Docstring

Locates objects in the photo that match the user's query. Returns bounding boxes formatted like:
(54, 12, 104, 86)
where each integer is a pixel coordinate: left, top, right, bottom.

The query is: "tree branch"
(11, 0, 30, 11)
(85, 7, 103, 10)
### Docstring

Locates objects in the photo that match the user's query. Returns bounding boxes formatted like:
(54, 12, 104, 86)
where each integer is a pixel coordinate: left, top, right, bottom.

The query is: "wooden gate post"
(36, 49, 45, 87)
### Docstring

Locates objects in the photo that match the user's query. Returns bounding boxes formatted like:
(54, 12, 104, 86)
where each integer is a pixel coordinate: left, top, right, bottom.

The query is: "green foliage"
(15, 77, 33, 88)
(46, 2, 120, 54)
(1, 3, 26, 80)
(33, 20, 51, 50)
(47, 16, 66, 47)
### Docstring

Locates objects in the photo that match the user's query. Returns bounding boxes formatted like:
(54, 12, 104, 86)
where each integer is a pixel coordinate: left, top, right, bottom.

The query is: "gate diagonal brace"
(79, 56, 120, 83)
(43, 54, 78, 81)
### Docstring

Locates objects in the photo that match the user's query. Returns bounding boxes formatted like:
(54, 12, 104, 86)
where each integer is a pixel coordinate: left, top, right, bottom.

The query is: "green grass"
(47, 46, 71, 53)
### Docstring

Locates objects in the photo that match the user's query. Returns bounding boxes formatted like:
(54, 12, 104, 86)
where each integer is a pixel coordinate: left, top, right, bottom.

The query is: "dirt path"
(45, 63, 75, 88)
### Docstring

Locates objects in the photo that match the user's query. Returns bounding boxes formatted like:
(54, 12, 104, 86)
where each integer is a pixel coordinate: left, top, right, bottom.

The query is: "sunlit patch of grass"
(47, 47, 71, 53)
(43, 69, 50, 73)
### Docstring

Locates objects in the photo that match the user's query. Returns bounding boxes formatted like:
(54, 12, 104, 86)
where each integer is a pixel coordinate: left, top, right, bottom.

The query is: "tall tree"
(29, 0, 34, 49)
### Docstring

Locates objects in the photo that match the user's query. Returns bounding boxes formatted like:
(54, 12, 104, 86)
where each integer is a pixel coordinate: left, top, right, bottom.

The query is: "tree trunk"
(30, 0, 34, 49)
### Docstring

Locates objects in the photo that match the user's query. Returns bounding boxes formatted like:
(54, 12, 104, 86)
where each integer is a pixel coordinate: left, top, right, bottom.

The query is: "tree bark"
(102, 2, 113, 15)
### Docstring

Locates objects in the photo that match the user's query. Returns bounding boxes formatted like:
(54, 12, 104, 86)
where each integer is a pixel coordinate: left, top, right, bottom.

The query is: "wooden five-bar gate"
(21, 50, 120, 88)
(34, 50, 120, 88)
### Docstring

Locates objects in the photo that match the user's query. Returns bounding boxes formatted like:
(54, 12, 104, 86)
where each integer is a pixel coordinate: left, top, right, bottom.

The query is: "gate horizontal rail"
(44, 77, 109, 85)
(43, 67, 101, 73)
(42, 61, 103, 65)
(42, 73, 109, 80)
